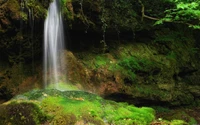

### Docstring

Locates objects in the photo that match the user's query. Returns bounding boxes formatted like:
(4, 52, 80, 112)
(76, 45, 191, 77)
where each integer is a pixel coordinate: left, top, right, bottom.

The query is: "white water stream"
(44, 0, 65, 89)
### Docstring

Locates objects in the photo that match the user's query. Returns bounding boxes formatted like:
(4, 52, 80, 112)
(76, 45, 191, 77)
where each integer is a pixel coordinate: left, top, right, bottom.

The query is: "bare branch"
(138, 0, 159, 21)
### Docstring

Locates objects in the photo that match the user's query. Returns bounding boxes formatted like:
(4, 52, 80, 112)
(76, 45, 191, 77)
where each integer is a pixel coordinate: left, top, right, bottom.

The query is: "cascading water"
(44, 0, 65, 89)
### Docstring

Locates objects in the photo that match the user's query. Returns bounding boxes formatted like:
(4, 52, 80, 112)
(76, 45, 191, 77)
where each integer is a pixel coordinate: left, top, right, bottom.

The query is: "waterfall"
(44, 0, 65, 89)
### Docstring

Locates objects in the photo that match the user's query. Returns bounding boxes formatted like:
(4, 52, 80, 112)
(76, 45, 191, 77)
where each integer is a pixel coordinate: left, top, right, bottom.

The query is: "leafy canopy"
(155, 0, 200, 29)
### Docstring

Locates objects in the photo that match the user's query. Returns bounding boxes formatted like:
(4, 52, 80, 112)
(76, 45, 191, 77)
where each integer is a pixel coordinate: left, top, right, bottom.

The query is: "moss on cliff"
(73, 26, 199, 107)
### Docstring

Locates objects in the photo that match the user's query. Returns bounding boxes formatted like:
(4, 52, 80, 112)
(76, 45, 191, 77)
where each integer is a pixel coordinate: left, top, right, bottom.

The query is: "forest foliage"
(154, 0, 200, 29)
(65, 0, 200, 32)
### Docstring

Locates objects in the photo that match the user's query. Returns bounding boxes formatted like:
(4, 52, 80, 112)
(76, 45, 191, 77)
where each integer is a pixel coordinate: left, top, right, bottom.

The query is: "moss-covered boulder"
(0, 89, 190, 125)
(0, 102, 47, 125)
(0, 89, 156, 125)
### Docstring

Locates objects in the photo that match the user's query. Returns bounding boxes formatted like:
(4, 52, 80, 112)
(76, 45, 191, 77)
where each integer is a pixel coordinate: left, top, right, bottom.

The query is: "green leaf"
(154, 20, 164, 25)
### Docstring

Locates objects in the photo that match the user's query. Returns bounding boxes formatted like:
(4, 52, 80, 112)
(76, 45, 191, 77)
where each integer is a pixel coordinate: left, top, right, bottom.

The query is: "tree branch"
(138, 0, 159, 21)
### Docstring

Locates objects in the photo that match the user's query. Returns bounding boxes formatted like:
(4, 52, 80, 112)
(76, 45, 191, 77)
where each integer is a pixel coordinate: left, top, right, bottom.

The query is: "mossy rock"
(0, 102, 47, 125)
(0, 89, 156, 125)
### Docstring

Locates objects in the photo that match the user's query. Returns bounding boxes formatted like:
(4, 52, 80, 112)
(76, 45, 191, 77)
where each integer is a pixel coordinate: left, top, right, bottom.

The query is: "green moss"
(81, 113, 105, 125)
(20, 12, 28, 21)
(61, 0, 74, 21)
(28, 90, 105, 124)
(152, 106, 171, 113)
(117, 57, 140, 81)
(51, 113, 77, 125)
(25, 0, 47, 19)
(9, 89, 156, 124)
(3, 89, 197, 124)
(82, 54, 111, 69)
(102, 102, 155, 125)
(108, 55, 157, 82)
(151, 119, 188, 125)
(170, 120, 188, 125)
(133, 85, 173, 101)
(160, 110, 197, 125)
(188, 117, 197, 125)
(94, 56, 110, 68)
(46, 82, 79, 91)
(79, 43, 159, 83)
(118, 57, 141, 70)
(154, 30, 190, 43)
(41, 96, 102, 117)
(0, 101, 48, 125)
(166, 51, 177, 60)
